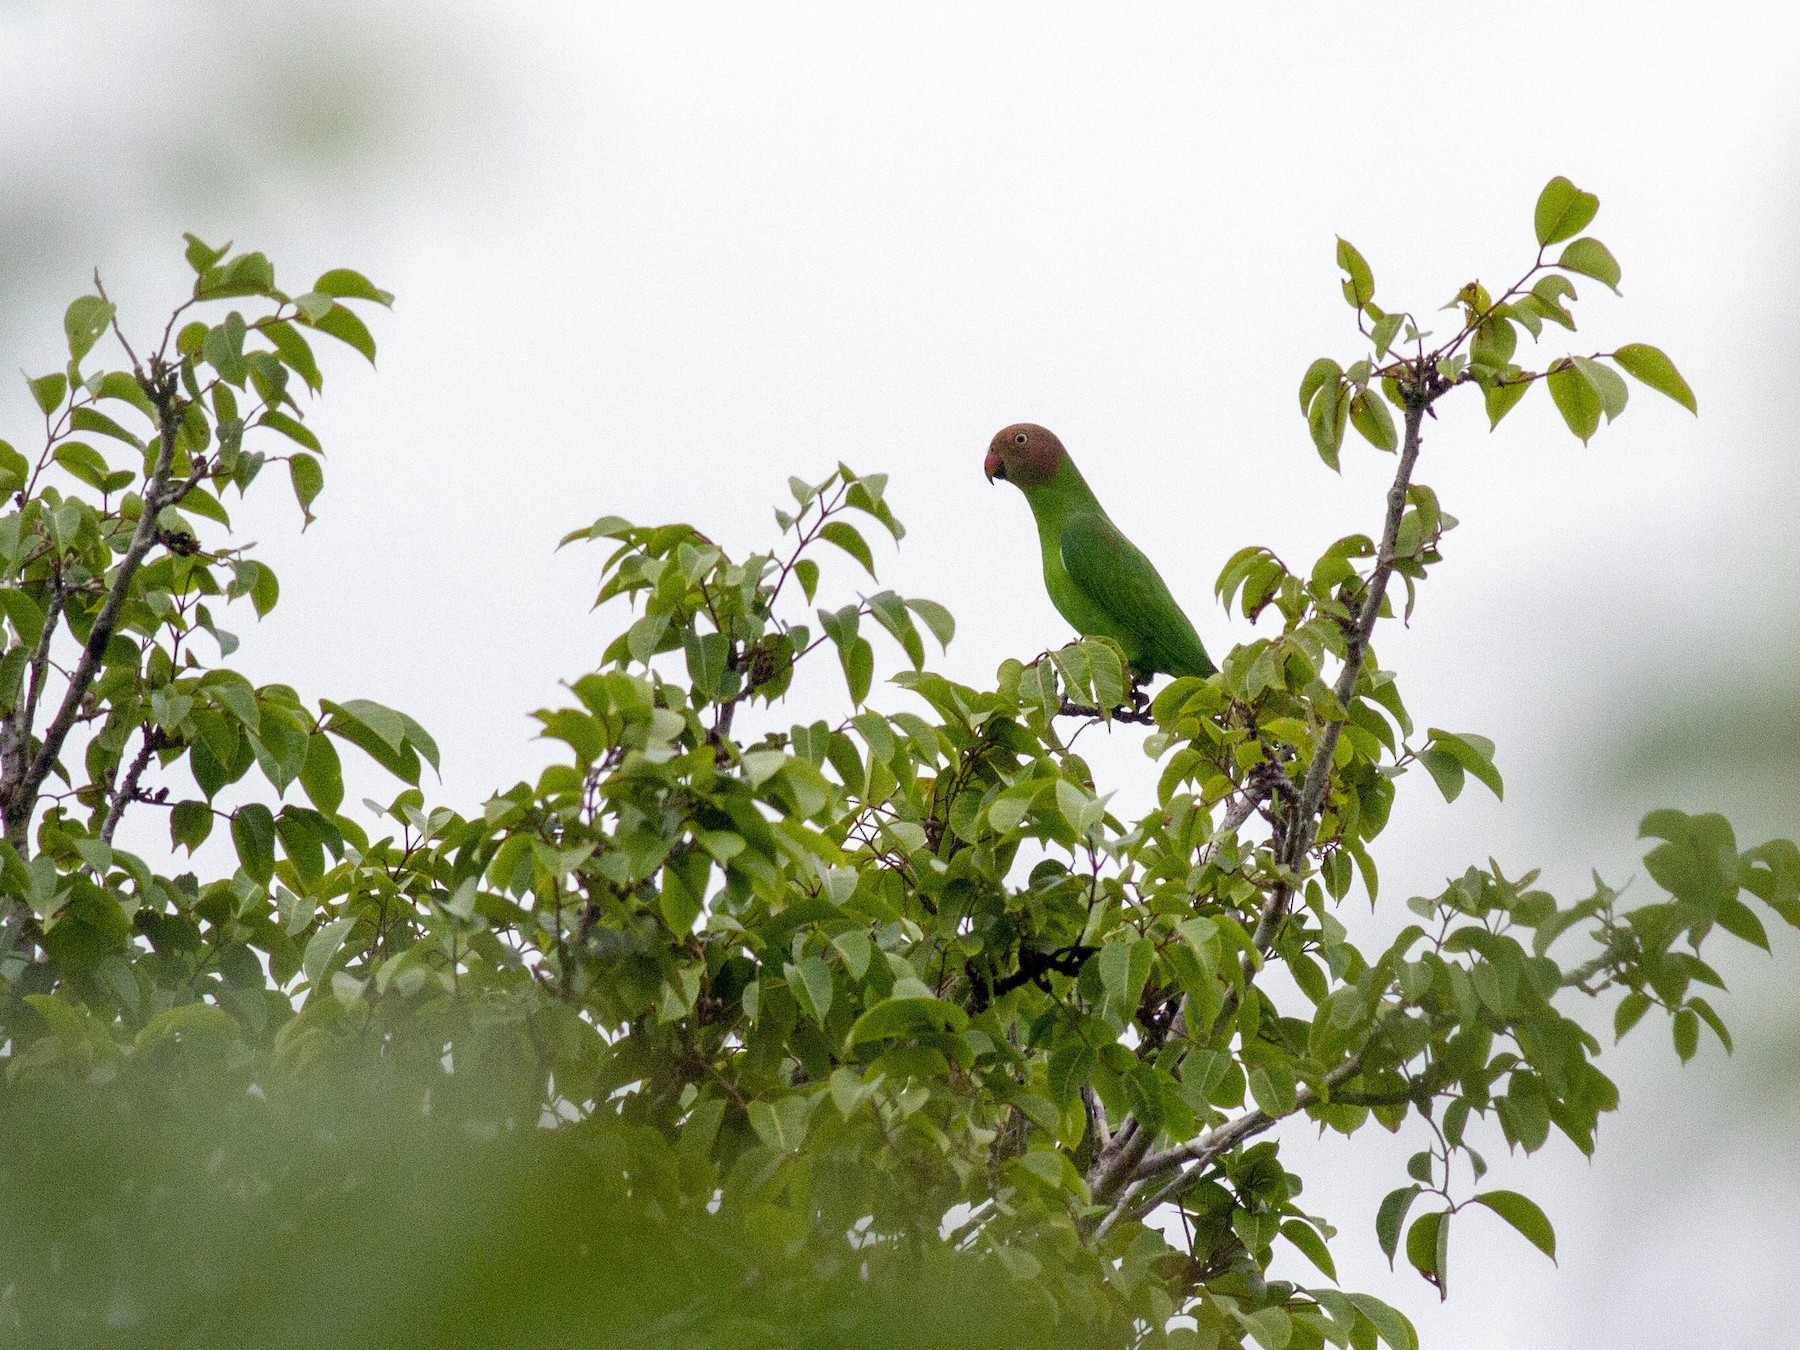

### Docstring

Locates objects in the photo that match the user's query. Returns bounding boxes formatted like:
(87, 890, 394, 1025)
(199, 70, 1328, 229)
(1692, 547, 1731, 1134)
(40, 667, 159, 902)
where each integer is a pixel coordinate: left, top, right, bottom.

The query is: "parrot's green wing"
(1057, 513, 1215, 678)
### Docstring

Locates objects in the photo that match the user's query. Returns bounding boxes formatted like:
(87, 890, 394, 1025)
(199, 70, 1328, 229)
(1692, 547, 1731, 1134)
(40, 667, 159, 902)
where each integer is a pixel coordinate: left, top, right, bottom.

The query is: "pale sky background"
(3, 3, 1798, 1346)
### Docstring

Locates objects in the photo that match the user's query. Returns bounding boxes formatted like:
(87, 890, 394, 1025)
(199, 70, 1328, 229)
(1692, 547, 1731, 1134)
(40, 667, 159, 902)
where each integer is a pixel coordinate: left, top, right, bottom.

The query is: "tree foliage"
(1, 182, 1793, 1349)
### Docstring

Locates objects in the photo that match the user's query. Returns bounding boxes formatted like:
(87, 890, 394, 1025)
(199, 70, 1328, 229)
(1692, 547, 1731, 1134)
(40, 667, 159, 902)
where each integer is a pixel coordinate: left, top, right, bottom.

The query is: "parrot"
(984, 423, 1216, 680)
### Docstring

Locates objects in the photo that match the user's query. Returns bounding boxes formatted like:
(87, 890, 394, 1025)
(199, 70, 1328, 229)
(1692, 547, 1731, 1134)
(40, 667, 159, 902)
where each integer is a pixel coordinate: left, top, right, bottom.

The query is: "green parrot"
(985, 423, 1216, 680)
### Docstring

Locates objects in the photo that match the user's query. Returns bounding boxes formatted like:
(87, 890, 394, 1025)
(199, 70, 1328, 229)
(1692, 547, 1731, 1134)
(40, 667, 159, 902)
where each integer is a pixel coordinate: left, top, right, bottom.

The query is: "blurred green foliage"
(2, 1039, 1115, 1350)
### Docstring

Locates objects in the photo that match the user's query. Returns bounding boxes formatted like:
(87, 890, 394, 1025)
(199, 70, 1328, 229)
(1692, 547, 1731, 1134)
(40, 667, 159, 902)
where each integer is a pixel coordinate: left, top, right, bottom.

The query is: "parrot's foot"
(1127, 673, 1152, 716)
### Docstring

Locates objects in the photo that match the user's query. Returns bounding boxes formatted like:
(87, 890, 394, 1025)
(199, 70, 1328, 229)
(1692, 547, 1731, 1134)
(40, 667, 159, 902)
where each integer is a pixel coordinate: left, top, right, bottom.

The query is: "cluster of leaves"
(2, 187, 1795, 1350)
(0, 238, 434, 1019)
(1299, 175, 1695, 471)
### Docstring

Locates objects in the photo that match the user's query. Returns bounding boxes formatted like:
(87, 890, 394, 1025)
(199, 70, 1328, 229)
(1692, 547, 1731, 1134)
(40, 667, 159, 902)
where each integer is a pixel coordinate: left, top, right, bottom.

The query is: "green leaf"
(64, 296, 116, 364)
(1484, 376, 1531, 429)
(1613, 343, 1696, 414)
(1533, 176, 1599, 246)
(1546, 360, 1601, 444)
(333, 699, 409, 753)
(313, 268, 394, 306)
(626, 612, 671, 665)
(1248, 1062, 1298, 1116)
(229, 803, 277, 885)
(1083, 639, 1126, 712)
(1280, 1218, 1337, 1281)
(28, 372, 68, 416)
(1424, 729, 1502, 799)
(1337, 237, 1374, 309)
(1405, 1208, 1448, 1291)
(203, 670, 261, 734)
(1558, 238, 1621, 294)
(830, 929, 872, 979)
(684, 630, 730, 700)
(1346, 1294, 1416, 1350)
(1571, 357, 1628, 422)
(288, 452, 323, 524)
(1050, 643, 1092, 706)
(786, 955, 835, 1025)
(659, 853, 707, 933)
(231, 559, 281, 618)
(197, 252, 276, 301)
(1307, 377, 1348, 471)
(906, 597, 955, 649)
(793, 557, 820, 602)
(1238, 1307, 1292, 1350)
(320, 699, 421, 784)
(868, 591, 925, 668)
(303, 915, 355, 988)
(184, 233, 229, 273)
(0, 438, 27, 496)
(305, 303, 377, 364)
(847, 994, 968, 1045)
(262, 319, 323, 392)
(1021, 656, 1059, 717)
(1377, 1185, 1421, 1267)
(1097, 937, 1152, 1015)
(1470, 316, 1517, 372)
(95, 370, 157, 419)
(1472, 1190, 1556, 1262)
(53, 442, 113, 492)
(273, 806, 339, 885)
(1133, 1063, 1189, 1135)
(1688, 995, 1734, 1053)
(1371, 312, 1403, 359)
(203, 315, 250, 386)
(1613, 990, 1652, 1042)
(819, 520, 875, 577)
(1046, 1040, 1095, 1104)
(841, 635, 874, 706)
(1348, 390, 1398, 451)
(1298, 357, 1342, 414)
(0, 587, 45, 646)
(299, 733, 344, 813)
(258, 409, 321, 452)
(170, 800, 214, 854)
(748, 1095, 819, 1153)
(1672, 1006, 1699, 1062)
(1419, 748, 1464, 803)
(70, 406, 143, 448)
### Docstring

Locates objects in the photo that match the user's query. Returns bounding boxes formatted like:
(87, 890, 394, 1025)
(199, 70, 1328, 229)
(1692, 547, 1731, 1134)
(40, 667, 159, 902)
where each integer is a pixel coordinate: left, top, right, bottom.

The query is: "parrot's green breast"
(1017, 467, 1215, 680)
(1038, 531, 1150, 662)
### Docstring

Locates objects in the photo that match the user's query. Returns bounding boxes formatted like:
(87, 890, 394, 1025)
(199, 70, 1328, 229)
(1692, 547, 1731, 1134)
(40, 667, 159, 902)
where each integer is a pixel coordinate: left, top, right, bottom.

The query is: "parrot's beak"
(983, 449, 1006, 483)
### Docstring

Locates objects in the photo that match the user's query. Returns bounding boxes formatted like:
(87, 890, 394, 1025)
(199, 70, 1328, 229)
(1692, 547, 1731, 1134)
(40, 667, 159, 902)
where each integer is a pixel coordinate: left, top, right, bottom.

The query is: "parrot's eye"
(1014, 432, 1028, 445)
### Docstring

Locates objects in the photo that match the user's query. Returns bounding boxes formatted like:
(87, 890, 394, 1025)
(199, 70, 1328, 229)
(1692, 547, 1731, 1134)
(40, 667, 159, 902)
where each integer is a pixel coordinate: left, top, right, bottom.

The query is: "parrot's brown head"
(985, 423, 1066, 488)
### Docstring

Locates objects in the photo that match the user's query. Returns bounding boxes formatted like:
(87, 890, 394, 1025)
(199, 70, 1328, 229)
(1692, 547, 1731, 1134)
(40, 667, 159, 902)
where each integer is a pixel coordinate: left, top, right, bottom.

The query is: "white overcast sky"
(3, 3, 1799, 1346)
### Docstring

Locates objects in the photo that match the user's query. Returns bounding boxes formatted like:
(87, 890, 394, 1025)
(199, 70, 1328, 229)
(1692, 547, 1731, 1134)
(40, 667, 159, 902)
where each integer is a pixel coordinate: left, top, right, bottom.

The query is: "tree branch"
(1091, 1056, 1367, 1239)
(3, 368, 181, 852)
(100, 725, 164, 844)
(0, 580, 67, 801)
(1249, 395, 1428, 954)
(1087, 1115, 1153, 1205)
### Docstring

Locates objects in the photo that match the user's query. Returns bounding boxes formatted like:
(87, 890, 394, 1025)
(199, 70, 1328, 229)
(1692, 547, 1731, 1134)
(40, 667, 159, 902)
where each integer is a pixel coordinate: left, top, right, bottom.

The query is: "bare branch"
(1090, 1056, 1367, 1239)
(100, 725, 163, 845)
